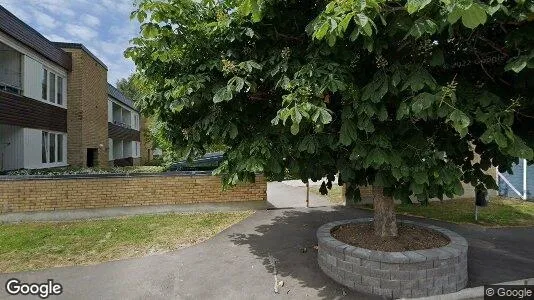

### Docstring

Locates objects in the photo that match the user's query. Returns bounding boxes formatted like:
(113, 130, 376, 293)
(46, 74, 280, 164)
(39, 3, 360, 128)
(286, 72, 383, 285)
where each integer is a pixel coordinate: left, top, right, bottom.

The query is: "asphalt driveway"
(1, 207, 534, 299)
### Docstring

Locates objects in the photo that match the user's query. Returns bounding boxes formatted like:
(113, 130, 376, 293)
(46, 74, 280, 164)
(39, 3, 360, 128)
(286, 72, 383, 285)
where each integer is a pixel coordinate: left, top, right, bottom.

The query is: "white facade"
(108, 139, 141, 161)
(1, 31, 67, 107)
(0, 125, 67, 171)
(108, 98, 139, 130)
(0, 32, 68, 171)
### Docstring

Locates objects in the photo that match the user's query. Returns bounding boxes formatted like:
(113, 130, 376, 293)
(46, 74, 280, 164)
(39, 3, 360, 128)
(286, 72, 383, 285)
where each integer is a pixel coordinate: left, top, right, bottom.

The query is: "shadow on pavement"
(230, 207, 381, 299)
(229, 206, 534, 299)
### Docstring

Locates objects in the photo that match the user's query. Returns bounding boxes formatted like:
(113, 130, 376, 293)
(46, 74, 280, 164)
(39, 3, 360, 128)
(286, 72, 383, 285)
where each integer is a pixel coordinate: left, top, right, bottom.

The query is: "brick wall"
(62, 47, 108, 167)
(0, 174, 266, 213)
(343, 167, 498, 204)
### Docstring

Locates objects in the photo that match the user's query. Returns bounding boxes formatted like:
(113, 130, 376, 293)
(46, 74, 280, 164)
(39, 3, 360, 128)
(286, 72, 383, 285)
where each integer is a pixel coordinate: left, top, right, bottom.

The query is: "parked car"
(168, 152, 224, 171)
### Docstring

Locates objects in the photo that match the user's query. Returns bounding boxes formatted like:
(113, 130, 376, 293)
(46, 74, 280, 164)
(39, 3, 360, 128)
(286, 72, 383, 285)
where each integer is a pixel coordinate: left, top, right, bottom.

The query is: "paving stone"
(361, 259, 380, 269)
(361, 275, 380, 286)
(338, 259, 353, 272)
(410, 270, 427, 280)
(380, 262, 400, 271)
(393, 288, 412, 298)
(373, 287, 392, 298)
(369, 268, 391, 279)
(390, 269, 411, 280)
(400, 279, 418, 289)
(326, 254, 337, 267)
(380, 279, 401, 289)
(411, 288, 428, 298)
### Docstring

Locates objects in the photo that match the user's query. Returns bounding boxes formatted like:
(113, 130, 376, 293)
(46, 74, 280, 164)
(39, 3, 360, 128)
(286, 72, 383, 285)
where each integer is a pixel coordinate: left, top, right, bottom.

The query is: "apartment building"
(107, 83, 142, 166)
(0, 6, 144, 171)
(0, 7, 70, 171)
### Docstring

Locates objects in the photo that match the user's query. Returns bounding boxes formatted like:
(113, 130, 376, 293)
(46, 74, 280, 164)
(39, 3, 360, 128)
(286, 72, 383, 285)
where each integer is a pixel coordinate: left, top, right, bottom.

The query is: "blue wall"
(499, 160, 533, 200)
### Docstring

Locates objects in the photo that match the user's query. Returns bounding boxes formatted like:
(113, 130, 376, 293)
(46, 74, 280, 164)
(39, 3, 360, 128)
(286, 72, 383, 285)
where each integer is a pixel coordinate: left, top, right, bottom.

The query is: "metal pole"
(306, 181, 309, 208)
(475, 205, 478, 221)
(523, 159, 528, 200)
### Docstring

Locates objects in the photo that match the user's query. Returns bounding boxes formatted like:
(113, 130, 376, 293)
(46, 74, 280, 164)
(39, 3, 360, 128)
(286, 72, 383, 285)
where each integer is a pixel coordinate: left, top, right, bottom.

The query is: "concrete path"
(267, 181, 332, 208)
(1, 207, 534, 300)
(0, 201, 270, 223)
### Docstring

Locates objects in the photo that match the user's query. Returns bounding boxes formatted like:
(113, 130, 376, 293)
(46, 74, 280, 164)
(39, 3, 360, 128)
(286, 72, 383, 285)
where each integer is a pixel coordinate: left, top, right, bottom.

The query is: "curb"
(401, 278, 534, 300)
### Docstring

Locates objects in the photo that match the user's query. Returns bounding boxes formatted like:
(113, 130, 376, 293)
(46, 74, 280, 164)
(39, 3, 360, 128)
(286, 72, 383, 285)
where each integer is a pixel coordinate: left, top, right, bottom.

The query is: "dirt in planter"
(331, 223, 450, 252)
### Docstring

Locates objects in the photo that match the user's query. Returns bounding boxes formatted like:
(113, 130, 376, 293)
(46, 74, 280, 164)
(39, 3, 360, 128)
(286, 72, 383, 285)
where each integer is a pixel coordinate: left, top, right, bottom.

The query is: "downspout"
(523, 159, 528, 200)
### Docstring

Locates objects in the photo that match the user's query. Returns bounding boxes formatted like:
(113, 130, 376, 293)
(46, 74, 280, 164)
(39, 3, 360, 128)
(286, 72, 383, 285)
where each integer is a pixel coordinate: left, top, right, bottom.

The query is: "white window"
(57, 76, 63, 105)
(41, 131, 64, 163)
(134, 114, 139, 130)
(41, 131, 48, 163)
(49, 72, 56, 103)
(41, 68, 47, 100)
(40, 67, 65, 106)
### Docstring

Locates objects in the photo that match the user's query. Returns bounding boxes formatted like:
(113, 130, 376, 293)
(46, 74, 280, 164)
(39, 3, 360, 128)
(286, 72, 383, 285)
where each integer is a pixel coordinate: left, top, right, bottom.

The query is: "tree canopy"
(126, 0, 534, 203)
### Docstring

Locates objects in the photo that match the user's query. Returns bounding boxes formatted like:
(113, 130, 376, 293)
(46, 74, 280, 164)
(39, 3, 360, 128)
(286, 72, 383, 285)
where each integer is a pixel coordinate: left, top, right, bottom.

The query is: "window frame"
(41, 68, 48, 101)
(41, 131, 65, 165)
(49, 72, 56, 104)
(57, 76, 63, 105)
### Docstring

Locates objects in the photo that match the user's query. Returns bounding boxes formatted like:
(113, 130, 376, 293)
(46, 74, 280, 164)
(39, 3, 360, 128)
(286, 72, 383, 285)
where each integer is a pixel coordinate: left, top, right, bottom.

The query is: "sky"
(0, 0, 140, 85)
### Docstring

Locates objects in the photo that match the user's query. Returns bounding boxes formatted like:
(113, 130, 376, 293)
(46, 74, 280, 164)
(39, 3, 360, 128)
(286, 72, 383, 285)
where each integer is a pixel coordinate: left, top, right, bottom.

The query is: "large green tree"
(127, 0, 533, 237)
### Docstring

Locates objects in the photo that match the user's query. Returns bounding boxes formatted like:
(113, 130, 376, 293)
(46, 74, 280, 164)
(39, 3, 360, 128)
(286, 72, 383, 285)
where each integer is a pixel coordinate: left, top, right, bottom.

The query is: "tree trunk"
(372, 186, 398, 237)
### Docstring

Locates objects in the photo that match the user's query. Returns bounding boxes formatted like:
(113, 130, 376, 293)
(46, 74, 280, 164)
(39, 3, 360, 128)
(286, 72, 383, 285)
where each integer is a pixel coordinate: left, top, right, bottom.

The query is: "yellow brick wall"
(0, 175, 267, 213)
(62, 48, 108, 168)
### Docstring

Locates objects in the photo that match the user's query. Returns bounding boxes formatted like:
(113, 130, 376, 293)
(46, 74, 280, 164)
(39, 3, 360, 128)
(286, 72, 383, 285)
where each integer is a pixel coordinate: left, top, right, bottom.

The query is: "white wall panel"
(22, 55, 42, 101)
(108, 100, 113, 123)
(0, 124, 24, 171)
(23, 128, 67, 169)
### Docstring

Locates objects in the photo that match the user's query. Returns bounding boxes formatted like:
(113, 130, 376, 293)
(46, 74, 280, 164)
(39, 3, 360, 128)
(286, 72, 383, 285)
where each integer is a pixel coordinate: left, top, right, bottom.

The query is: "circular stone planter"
(317, 218, 468, 299)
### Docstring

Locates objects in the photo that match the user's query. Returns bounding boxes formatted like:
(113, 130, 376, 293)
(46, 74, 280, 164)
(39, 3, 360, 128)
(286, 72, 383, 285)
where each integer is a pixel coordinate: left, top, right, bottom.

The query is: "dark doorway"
(86, 148, 98, 167)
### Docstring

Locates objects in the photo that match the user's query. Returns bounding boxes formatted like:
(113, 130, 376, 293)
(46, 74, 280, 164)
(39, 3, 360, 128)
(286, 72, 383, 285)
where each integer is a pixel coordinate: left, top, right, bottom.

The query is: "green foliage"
(126, 0, 534, 203)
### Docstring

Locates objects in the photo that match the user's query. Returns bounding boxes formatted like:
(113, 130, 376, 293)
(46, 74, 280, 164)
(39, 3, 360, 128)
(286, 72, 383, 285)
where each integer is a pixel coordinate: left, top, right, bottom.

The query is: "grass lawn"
(310, 184, 344, 204)
(358, 197, 534, 227)
(0, 211, 252, 273)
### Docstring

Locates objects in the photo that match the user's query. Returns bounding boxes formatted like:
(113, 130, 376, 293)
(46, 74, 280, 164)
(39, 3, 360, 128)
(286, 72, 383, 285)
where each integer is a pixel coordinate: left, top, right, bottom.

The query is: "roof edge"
(107, 83, 138, 112)
(52, 42, 108, 70)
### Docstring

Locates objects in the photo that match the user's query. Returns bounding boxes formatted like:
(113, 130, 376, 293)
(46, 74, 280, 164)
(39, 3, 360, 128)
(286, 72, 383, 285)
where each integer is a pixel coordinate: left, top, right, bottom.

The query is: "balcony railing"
(0, 81, 22, 95)
(112, 120, 132, 129)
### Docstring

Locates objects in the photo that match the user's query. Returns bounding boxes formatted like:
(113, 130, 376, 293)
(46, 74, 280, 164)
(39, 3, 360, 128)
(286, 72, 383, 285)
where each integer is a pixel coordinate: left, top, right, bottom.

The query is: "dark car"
(168, 152, 224, 171)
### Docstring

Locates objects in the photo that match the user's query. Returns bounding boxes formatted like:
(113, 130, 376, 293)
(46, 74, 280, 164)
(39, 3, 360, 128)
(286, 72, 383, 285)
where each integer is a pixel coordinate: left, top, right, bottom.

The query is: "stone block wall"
(317, 219, 468, 298)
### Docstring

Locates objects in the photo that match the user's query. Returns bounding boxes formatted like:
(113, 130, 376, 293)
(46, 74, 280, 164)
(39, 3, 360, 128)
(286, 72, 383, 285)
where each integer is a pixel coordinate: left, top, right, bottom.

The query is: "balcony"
(0, 42, 23, 95)
(111, 102, 133, 129)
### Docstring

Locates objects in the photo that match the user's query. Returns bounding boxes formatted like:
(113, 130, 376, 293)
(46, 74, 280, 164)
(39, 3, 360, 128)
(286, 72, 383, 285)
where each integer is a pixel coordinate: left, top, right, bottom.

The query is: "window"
(57, 135, 63, 162)
(41, 69, 47, 100)
(57, 77, 63, 105)
(134, 115, 139, 130)
(49, 73, 56, 103)
(41, 131, 64, 164)
(42, 132, 48, 163)
(49, 133, 56, 163)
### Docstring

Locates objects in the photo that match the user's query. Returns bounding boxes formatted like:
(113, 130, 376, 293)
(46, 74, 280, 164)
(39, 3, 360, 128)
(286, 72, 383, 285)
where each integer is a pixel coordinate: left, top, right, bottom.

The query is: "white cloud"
(81, 14, 100, 27)
(0, 0, 140, 84)
(100, 0, 135, 15)
(44, 33, 70, 43)
(65, 24, 98, 41)
(31, 9, 57, 29)
(1, 2, 31, 21)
